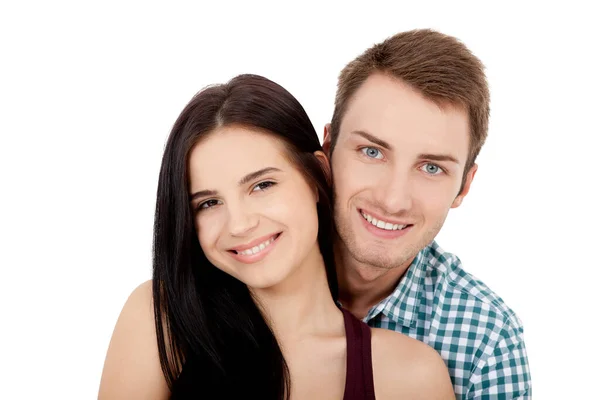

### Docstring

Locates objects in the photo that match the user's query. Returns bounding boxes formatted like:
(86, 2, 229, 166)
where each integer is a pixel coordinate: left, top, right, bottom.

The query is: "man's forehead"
(338, 76, 470, 161)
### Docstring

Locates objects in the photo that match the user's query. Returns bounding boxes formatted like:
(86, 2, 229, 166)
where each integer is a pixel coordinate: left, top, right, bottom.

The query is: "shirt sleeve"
(466, 323, 531, 399)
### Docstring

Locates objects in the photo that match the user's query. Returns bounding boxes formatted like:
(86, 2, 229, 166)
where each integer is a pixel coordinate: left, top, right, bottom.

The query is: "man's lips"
(356, 208, 414, 239)
(358, 208, 414, 231)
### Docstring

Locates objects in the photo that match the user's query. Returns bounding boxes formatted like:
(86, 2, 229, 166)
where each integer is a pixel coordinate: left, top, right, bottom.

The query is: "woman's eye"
(198, 199, 221, 210)
(360, 147, 383, 159)
(252, 181, 276, 192)
(422, 163, 442, 175)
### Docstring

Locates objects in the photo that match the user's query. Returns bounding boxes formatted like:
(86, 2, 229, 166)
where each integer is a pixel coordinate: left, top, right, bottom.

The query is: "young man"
(323, 29, 531, 398)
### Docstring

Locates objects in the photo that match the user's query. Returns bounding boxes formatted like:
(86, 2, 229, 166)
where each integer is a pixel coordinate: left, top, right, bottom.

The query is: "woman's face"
(188, 125, 321, 290)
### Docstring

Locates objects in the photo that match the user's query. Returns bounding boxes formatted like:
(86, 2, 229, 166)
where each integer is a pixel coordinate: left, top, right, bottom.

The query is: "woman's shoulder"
(370, 327, 454, 399)
(123, 279, 154, 312)
(108, 280, 155, 337)
(98, 280, 169, 399)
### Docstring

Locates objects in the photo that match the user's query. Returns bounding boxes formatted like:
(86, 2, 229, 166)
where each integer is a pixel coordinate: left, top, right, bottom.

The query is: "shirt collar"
(364, 242, 432, 329)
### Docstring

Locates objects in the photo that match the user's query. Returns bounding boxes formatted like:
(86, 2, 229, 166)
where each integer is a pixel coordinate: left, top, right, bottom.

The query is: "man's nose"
(372, 168, 413, 215)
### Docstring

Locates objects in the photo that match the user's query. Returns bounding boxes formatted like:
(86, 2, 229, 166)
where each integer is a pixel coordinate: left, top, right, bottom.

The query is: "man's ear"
(452, 163, 478, 208)
(314, 150, 332, 189)
(322, 123, 332, 155)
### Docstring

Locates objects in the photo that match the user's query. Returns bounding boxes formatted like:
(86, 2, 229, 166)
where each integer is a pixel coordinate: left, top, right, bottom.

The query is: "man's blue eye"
(423, 164, 442, 175)
(361, 147, 383, 159)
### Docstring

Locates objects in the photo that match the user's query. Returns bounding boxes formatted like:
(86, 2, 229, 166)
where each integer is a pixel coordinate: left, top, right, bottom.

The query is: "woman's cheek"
(197, 212, 224, 251)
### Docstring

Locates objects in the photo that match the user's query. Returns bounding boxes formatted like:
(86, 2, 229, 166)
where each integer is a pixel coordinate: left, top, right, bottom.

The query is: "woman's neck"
(250, 245, 344, 342)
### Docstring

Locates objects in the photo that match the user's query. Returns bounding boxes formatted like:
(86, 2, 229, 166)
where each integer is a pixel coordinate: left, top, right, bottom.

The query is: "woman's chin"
(244, 277, 285, 292)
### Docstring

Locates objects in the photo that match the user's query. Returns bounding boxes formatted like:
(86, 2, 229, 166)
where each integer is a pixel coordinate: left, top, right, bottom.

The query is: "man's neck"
(335, 241, 414, 320)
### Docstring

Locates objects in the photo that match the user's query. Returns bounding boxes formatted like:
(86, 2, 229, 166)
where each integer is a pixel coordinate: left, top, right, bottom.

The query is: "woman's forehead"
(188, 126, 292, 185)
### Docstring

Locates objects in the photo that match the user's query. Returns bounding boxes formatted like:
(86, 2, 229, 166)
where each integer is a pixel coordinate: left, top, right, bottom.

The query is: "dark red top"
(342, 308, 376, 400)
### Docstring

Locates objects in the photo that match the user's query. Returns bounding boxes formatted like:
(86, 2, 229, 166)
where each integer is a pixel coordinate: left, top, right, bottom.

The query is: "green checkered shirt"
(364, 240, 531, 399)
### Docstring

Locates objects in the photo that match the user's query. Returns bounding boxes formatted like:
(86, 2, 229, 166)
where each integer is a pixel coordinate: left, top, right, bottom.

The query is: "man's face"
(324, 73, 477, 270)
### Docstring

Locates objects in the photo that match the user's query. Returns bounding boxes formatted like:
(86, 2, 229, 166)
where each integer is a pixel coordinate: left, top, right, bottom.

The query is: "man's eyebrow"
(418, 153, 460, 164)
(350, 130, 392, 150)
(238, 167, 282, 185)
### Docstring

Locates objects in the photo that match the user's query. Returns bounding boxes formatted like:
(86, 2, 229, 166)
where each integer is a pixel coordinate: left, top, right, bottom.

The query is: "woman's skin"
(98, 126, 454, 399)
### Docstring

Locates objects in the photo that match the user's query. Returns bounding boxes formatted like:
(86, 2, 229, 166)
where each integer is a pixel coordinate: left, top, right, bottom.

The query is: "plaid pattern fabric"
(365, 240, 531, 399)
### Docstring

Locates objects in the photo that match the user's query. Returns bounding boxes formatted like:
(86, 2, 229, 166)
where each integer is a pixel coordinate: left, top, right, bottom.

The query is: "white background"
(1, 1, 598, 398)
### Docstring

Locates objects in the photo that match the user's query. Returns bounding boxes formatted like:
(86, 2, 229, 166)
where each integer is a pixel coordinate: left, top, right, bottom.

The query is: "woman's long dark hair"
(152, 74, 337, 399)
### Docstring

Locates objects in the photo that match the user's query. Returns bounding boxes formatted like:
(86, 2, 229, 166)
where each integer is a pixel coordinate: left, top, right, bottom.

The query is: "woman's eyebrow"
(189, 189, 217, 201)
(189, 167, 282, 201)
(238, 167, 282, 185)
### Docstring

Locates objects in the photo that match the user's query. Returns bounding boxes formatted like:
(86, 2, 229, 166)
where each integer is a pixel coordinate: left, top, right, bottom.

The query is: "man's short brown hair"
(329, 29, 490, 183)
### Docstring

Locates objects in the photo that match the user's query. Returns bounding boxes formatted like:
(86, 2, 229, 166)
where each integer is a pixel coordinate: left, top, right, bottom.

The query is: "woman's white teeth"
(238, 236, 275, 256)
(361, 212, 405, 231)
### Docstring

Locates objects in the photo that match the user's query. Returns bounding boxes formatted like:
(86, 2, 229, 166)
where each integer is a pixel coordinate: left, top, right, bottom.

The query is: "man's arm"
(466, 324, 531, 399)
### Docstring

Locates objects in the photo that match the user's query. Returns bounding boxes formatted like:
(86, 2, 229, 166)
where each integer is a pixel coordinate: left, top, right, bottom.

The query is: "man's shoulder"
(401, 242, 531, 398)
(423, 241, 524, 335)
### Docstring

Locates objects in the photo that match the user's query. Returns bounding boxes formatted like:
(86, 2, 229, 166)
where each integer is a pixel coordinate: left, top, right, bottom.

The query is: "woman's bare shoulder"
(98, 280, 169, 400)
(371, 327, 455, 400)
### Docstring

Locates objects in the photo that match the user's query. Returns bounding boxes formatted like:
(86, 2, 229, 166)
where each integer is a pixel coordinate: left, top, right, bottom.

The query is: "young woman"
(98, 74, 454, 399)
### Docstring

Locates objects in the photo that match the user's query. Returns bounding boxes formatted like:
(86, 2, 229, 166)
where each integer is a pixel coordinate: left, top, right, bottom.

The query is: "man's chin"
(349, 239, 420, 269)
(349, 247, 399, 269)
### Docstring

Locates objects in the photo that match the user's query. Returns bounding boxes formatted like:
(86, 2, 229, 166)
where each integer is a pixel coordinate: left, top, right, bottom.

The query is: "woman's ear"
(314, 150, 332, 188)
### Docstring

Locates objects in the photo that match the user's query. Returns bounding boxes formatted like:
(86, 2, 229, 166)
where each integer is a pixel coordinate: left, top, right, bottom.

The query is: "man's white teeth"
(238, 236, 275, 256)
(361, 211, 406, 231)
